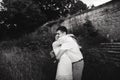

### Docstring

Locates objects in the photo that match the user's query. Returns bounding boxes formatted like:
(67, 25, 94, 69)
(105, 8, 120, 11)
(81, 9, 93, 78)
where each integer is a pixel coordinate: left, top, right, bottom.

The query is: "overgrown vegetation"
(0, 0, 88, 40)
(0, 0, 88, 79)
(0, 25, 57, 80)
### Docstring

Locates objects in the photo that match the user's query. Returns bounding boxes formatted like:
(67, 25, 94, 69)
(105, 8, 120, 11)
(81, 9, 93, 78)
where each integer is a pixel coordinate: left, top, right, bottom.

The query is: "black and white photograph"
(0, 0, 120, 80)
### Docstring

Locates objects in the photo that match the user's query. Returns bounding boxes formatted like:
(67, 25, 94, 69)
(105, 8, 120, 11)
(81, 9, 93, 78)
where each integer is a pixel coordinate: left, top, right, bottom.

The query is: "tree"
(0, 0, 88, 40)
(0, 0, 47, 40)
(70, 0, 88, 14)
(35, 0, 88, 18)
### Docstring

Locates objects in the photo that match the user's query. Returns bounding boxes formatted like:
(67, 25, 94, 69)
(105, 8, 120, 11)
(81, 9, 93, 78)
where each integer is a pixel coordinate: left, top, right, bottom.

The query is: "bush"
(0, 26, 56, 80)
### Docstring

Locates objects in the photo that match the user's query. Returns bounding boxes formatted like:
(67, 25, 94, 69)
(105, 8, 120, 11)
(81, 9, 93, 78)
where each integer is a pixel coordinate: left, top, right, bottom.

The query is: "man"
(52, 26, 84, 80)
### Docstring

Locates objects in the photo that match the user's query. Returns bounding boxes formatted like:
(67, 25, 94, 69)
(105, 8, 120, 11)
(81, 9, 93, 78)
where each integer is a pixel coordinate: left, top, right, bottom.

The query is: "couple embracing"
(50, 26, 84, 80)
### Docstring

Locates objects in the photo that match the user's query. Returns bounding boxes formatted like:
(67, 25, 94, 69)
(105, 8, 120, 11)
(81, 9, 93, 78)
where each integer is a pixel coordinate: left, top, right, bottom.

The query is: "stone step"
(101, 46, 120, 48)
(100, 42, 120, 48)
(99, 48, 120, 52)
(107, 51, 120, 54)
(101, 42, 120, 45)
(87, 48, 120, 59)
(86, 46, 120, 67)
(100, 46, 120, 48)
(103, 53, 120, 63)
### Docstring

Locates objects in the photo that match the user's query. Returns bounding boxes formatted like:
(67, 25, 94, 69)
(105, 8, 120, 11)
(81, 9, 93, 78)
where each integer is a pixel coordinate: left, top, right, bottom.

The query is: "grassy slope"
(0, 25, 56, 80)
(0, 19, 120, 80)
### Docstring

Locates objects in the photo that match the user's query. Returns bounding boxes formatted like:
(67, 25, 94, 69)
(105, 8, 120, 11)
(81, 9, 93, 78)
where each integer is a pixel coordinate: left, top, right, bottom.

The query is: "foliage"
(0, 0, 88, 40)
(70, 0, 88, 14)
(0, 25, 56, 80)
(34, 0, 88, 18)
(0, 0, 47, 40)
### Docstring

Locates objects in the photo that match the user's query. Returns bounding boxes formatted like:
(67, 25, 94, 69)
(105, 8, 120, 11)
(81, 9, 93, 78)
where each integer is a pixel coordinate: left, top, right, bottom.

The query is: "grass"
(0, 26, 56, 80)
(0, 22, 120, 80)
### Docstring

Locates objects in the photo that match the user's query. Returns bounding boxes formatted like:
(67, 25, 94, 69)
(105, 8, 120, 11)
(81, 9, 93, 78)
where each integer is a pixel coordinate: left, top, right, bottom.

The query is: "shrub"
(0, 25, 56, 80)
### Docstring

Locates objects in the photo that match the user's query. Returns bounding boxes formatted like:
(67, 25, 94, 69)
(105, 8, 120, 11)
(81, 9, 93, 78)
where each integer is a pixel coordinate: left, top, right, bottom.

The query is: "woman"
(51, 34, 73, 80)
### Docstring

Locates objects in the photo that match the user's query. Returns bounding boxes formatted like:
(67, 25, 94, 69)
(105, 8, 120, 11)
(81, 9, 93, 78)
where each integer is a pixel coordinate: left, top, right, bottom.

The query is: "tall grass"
(0, 26, 56, 80)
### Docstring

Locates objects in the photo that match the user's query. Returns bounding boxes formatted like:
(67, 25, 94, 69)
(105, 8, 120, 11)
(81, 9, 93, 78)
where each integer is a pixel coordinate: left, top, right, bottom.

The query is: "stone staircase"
(82, 42, 120, 80)
(100, 42, 120, 51)
(100, 43, 120, 65)
(87, 42, 120, 67)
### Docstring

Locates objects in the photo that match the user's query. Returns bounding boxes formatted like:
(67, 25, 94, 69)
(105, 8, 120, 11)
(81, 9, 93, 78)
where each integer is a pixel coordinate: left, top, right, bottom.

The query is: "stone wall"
(61, 0, 120, 42)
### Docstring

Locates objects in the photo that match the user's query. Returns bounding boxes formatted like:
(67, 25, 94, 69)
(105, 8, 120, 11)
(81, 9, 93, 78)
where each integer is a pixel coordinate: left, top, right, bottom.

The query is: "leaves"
(0, 0, 88, 40)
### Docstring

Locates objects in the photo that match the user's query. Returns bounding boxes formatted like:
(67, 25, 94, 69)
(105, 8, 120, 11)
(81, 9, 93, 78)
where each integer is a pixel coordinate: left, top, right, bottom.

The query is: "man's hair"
(56, 26, 68, 33)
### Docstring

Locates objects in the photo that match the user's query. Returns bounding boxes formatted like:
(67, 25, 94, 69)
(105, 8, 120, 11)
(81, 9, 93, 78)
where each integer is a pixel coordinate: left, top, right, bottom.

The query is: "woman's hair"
(56, 26, 68, 33)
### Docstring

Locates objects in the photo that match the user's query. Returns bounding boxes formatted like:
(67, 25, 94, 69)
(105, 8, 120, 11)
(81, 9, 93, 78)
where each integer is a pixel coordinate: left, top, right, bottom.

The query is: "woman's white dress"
(52, 37, 73, 80)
